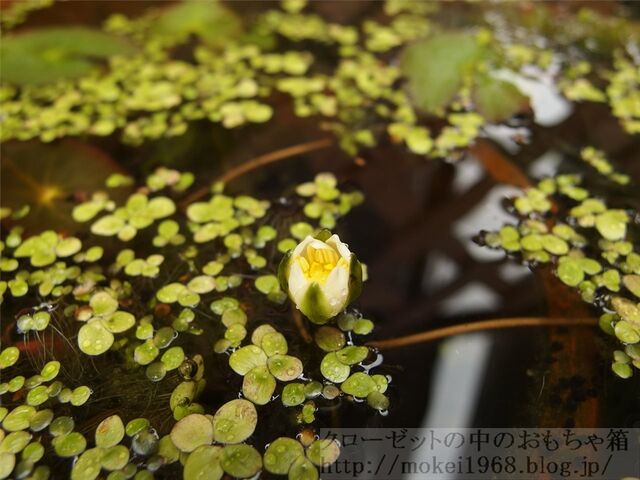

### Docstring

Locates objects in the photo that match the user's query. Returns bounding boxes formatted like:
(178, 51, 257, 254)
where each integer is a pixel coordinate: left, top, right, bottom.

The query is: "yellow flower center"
(297, 245, 348, 283)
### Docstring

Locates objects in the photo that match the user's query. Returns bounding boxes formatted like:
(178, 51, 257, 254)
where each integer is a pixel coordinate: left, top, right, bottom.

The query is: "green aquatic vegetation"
(0, 166, 385, 478)
(1, 0, 635, 158)
(479, 160, 639, 379)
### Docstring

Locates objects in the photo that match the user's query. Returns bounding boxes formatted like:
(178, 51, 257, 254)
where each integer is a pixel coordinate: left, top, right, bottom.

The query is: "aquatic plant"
(0, 168, 386, 479)
(477, 148, 639, 378)
(1, 0, 637, 153)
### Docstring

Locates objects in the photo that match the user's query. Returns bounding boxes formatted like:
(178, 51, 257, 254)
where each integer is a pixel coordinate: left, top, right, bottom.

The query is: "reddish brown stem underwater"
(367, 317, 598, 350)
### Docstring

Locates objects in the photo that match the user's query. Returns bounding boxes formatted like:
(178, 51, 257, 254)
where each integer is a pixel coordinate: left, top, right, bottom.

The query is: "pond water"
(1, 1, 639, 479)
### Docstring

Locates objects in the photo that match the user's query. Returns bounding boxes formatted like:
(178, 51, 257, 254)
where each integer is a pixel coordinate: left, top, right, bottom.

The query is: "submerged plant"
(0, 169, 388, 479)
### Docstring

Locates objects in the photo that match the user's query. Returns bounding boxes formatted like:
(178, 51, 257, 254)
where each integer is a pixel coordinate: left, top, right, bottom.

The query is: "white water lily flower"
(279, 232, 362, 324)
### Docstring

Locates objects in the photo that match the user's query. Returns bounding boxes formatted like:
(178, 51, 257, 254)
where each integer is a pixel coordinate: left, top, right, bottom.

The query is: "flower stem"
(292, 309, 313, 344)
(367, 317, 598, 350)
(180, 138, 334, 207)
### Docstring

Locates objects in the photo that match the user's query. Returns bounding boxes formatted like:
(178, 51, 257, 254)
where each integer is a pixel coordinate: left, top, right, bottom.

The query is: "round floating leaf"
(53, 432, 87, 457)
(26, 386, 48, 406)
(170, 414, 214, 453)
(90, 291, 119, 317)
(255, 275, 280, 295)
(95, 415, 125, 448)
(289, 456, 318, 480)
(261, 332, 288, 356)
(0, 431, 32, 454)
(78, 320, 114, 356)
(282, 383, 306, 407)
(222, 308, 247, 328)
(367, 391, 390, 411)
(314, 327, 346, 352)
(71, 447, 103, 480)
(612, 362, 633, 379)
(267, 355, 303, 382)
(306, 439, 340, 467)
(242, 366, 276, 405)
(353, 319, 374, 335)
(623, 275, 640, 298)
(161, 347, 185, 371)
(157, 283, 187, 303)
(335, 346, 369, 365)
(4, 405, 36, 432)
(340, 372, 377, 398)
(229, 345, 267, 376)
(125, 418, 150, 437)
(183, 445, 224, 480)
(49, 416, 74, 437)
(320, 353, 350, 383)
(220, 444, 262, 478)
(22, 441, 44, 463)
(557, 259, 584, 287)
(55, 237, 82, 257)
(40, 361, 60, 381)
(0, 452, 15, 479)
(614, 321, 640, 344)
(210, 297, 239, 315)
(322, 384, 341, 400)
(134, 340, 159, 366)
(541, 235, 569, 255)
(146, 362, 167, 382)
(187, 276, 216, 294)
(70, 386, 92, 406)
(251, 324, 276, 346)
(29, 409, 53, 432)
(263, 437, 304, 475)
(101, 445, 130, 471)
(102, 311, 135, 333)
(212, 399, 257, 444)
(595, 210, 628, 241)
(0, 347, 19, 369)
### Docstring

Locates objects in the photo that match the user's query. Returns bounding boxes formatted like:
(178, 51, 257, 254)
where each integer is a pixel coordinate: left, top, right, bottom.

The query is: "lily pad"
(1, 27, 136, 85)
(401, 32, 484, 113)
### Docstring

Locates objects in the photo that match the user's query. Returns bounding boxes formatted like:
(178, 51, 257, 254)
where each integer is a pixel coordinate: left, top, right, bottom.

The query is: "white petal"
(288, 261, 310, 307)
(319, 264, 350, 317)
(326, 234, 351, 260)
(292, 236, 316, 257)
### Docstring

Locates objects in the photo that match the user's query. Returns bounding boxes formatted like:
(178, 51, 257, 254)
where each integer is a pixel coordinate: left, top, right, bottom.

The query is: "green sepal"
(278, 249, 293, 293)
(299, 283, 333, 324)
(314, 229, 332, 242)
(347, 254, 363, 305)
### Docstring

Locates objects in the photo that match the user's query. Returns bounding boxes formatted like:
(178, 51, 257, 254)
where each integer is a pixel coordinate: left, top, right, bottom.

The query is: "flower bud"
(279, 232, 362, 324)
